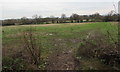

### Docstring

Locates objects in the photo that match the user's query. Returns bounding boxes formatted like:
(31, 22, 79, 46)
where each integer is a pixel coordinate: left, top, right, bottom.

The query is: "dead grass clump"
(76, 31, 120, 70)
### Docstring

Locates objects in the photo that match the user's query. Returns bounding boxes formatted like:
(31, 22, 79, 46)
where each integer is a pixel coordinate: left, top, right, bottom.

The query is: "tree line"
(1, 12, 119, 26)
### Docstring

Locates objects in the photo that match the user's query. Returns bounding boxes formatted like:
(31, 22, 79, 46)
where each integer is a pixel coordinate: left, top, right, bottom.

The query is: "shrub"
(76, 30, 120, 69)
(22, 29, 41, 66)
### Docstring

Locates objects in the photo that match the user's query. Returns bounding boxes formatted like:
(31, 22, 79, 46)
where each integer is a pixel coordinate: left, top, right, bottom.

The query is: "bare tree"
(61, 14, 66, 23)
(21, 16, 28, 24)
(90, 12, 102, 22)
(70, 13, 80, 23)
(37, 15, 42, 24)
(32, 14, 39, 24)
(50, 15, 55, 23)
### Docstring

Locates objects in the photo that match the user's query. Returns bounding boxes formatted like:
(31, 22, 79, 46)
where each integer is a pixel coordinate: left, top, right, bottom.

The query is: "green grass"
(2, 22, 118, 57)
(3, 22, 117, 42)
(2, 22, 118, 70)
(3, 22, 118, 49)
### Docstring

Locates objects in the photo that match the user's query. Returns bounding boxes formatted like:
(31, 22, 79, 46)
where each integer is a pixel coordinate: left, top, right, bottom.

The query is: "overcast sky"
(0, 0, 119, 2)
(0, 0, 119, 20)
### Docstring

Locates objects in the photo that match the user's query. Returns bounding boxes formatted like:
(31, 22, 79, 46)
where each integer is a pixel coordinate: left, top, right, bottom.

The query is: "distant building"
(118, 1, 120, 14)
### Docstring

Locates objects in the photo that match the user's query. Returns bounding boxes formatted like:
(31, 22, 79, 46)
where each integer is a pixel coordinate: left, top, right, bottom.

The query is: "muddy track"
(45, 39, 80, 70)
(46, 50, 75, 70)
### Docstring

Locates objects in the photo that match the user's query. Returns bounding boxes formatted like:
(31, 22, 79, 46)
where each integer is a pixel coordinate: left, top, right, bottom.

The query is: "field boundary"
(3, 22, 96, 27)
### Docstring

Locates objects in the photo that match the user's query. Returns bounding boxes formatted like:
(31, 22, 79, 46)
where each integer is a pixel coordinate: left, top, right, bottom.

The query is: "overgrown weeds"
(76, 28, 120, 70)
(22, 28, 41, 66)
(2, 28, 43, 70)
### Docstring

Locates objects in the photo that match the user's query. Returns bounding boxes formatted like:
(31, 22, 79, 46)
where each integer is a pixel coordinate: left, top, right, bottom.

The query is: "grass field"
(2, 22, 119, 70)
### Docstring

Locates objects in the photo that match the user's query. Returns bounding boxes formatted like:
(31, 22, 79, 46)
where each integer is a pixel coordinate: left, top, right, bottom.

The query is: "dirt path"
(45, 39, 79, 70)
(21, 22, 94, 27)
(3, 22, 94, 28)
(46, 49, 75, 70)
